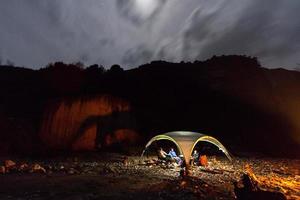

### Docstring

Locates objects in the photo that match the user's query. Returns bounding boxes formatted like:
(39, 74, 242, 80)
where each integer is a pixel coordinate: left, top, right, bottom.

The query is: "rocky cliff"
(40, 95, 138, 151)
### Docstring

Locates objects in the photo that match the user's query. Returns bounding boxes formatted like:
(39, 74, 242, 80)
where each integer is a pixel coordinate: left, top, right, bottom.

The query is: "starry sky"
(0, 0, 299, 69)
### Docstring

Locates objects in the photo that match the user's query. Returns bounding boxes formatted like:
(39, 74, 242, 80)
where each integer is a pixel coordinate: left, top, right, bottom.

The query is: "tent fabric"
(143, 131, 232, 164)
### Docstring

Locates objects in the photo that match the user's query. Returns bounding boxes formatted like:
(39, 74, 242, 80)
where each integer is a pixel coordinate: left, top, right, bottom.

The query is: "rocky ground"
(0, 153, 299, 200)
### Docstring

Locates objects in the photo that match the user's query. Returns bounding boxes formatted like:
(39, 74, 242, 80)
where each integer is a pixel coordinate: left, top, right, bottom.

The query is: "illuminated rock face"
(39, 95, 138, 150)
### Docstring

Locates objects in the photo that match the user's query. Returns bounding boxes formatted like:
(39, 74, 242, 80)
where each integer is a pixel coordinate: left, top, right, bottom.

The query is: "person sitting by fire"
(191, 149, 199, 166)
(158, 147, 173, 163)
(158, 147, 168, 159)
(168, 148, 182, 165)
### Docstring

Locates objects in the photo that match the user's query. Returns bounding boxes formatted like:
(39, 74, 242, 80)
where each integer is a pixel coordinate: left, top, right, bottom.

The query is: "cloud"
(0, 0, 299, 69)
(155, 0, 300, 68)
(122, 45, 153, 66)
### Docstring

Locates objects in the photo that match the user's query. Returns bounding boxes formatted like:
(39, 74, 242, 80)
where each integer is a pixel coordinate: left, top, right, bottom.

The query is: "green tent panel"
(143, 131, 232, 164)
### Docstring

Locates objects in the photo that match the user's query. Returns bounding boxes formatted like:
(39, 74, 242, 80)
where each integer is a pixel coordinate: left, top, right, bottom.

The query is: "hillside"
(0, 55, 299, 157)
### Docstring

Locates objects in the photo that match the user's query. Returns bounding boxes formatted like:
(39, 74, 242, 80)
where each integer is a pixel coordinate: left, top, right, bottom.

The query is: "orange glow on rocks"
(72, 124, 97, 151)
(244, 164, 300, 199)
(39, 95, 133, 150)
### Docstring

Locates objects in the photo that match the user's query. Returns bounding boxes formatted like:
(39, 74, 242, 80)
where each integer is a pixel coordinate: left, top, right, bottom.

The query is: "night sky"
(0, 0, 299, 69)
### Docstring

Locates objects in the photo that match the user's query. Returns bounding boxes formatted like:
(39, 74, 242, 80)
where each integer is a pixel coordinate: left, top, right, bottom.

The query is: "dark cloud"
(0, 0, 299, 69)
(195, 0, 300, 68)
(122, 45, 153, 67)
(156, 0, 300, 68)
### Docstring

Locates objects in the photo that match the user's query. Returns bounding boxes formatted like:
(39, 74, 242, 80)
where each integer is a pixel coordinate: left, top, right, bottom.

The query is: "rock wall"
(39, 95, 138, 151)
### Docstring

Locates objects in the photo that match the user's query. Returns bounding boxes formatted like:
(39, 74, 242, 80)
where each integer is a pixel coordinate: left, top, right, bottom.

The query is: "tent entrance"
(142, 131, 232, 165)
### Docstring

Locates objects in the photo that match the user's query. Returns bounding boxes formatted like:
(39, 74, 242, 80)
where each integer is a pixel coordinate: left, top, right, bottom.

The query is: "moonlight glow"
(134, 0, 159, 19)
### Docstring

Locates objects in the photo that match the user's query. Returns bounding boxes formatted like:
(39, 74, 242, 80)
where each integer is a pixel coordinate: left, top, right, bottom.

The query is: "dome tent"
(142, 131, 232, 165)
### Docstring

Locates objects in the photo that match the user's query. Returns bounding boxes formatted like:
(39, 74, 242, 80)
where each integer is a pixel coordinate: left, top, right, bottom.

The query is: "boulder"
(234, 173, 287, 200)
(19, 163, 29, 172)
(5, 160, 16, 169)
(30, 164, 46, 173)
(0, 166, 5, 174)
(67, 168, 79, 175)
